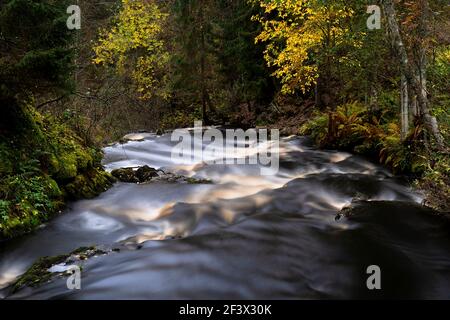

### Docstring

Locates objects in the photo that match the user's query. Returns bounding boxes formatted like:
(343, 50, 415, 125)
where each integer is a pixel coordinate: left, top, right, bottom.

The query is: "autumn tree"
(93, 0, 170, 101)
(252, 0, 358, 107)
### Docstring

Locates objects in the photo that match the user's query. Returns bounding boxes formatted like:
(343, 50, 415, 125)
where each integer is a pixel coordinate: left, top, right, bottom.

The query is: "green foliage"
(168, 0, 213, 105)
(378, 124, 428, 174)
(299, 111, 329, 143)
(0, 0, 74, 98)
(415, 154, 450, 212)
(301, 102, 428, 175)
(0, 174, 63, 238)
(168, 0, 273, 122)
(0, 143, 13, 176)
(0, 200, 10, 223)
(429, 45, 450, 140)
(301, 102, 380, 151)
(214, 0, 273, 105)
(0, 102, 113, 240)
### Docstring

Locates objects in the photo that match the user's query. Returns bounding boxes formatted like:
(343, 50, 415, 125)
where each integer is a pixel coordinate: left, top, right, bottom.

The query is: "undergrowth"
(300, 101, 449, 211)
(0, 102, 114, 240)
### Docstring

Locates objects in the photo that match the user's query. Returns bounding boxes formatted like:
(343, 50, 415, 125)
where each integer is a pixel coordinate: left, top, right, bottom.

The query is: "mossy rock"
(64, 168, 115, 199)
(135, 165, 159, 182)
(13, 254, 70, 292)
(12, 246, 108, 293)
(111, 167, 139, 183)
(110, 166, 212, 185)
(110, 168, 133, 182)
(46, 178, 63, 198)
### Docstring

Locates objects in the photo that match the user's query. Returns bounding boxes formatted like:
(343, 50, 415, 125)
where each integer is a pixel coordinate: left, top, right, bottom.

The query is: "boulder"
(111, 166, 212, 184)
(135, 165, 159, 182)
(111, 168, 139, 183)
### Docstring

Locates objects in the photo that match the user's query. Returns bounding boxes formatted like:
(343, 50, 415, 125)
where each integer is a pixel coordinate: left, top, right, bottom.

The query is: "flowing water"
(1, 131, 450, 299)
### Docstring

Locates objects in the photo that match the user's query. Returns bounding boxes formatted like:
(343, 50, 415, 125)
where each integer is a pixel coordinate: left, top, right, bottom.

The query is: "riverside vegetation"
(0, 101, 115, 240)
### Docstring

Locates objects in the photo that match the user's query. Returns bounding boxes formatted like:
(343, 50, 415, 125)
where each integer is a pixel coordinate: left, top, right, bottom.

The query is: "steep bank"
(0, 102, 114, 240)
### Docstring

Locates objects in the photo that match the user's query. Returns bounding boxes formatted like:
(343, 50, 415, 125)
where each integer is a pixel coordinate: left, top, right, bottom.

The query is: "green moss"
(0, 101, 114, 240)
(0, 175, 65, 239)
(64, 168, 115, 199)
(71, 246, 95, 255)
(13, 254, 70, 292)
(12, 245, 109, 293)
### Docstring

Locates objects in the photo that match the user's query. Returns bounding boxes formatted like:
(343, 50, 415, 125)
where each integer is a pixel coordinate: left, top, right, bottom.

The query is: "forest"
(0, 0, 449, 300)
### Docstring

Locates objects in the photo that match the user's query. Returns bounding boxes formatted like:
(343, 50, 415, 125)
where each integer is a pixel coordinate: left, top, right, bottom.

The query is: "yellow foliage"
(253, 0, 355, 94)
(93, 0, 169, 100)
(436, 46, 450, 66)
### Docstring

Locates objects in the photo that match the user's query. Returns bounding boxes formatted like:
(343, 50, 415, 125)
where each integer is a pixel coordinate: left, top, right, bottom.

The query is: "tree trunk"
(415, 0, 445, 148)
(400, 74, 409, 139)
(381, 0, 445, 149)
(199, 1, 209, 125)
(381, 0, 410, 139)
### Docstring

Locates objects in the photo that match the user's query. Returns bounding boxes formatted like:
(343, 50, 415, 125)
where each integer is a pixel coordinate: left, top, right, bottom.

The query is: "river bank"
(0, 104, 115, 241)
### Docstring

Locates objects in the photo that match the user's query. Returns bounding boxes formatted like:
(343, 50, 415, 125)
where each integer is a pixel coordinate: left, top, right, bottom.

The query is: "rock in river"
(111, 167, 139, 183)
(111, 166, 158, 183)
(135, 165, 159, 182)
(111, 165, 212, 184)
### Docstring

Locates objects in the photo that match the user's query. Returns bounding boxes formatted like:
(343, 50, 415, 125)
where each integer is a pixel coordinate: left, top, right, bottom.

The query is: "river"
(1, 131, 449, 299)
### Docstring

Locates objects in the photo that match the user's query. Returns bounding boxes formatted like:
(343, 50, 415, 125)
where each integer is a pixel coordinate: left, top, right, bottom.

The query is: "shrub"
(415, 154, 450, 211)
(301, 102, 427, 175)
(301, 101, 449, 210)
